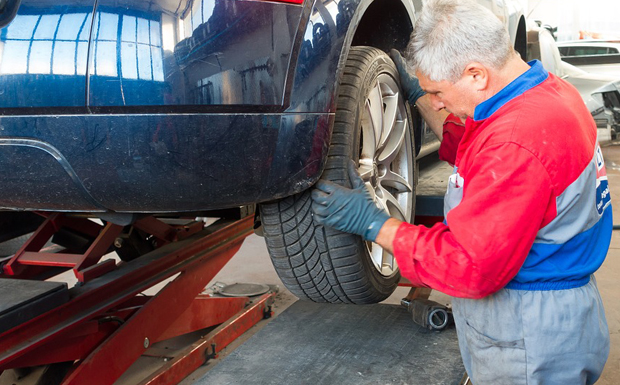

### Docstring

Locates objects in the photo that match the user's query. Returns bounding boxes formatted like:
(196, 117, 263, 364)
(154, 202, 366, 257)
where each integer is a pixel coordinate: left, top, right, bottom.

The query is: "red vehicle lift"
(0, 212, 275, 385)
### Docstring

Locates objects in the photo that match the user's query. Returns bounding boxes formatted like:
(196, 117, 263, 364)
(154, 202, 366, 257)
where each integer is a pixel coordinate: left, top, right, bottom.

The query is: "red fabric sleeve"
(438, 114, 466, 165)
(393, 142, 553, 298)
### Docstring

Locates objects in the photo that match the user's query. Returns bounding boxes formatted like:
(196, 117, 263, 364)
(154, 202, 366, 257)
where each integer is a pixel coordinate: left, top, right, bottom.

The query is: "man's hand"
(311, 161, 390, 242)
(389, 49, 425, 105)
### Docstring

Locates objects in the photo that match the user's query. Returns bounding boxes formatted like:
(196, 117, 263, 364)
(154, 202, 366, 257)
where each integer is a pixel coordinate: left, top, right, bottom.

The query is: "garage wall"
(527, 0, 620, 41)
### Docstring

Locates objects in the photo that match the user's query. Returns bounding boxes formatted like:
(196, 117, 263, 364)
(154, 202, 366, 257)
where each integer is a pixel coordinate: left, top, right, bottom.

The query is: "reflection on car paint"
(0, 0, 358, 111)
(89, 0, 301, 107)
(0, 2, 94, 107)
(287, 0, 355, 113)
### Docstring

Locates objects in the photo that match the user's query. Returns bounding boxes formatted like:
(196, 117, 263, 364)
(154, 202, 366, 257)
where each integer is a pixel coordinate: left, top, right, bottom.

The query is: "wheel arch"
(330, 0, 418, 167)
(334, 0, 416, 93)
(282, 0, 418, 186)
(285, 0, 417, 114)
(348, 0, 415, 53)
(339, 0, 418, 152)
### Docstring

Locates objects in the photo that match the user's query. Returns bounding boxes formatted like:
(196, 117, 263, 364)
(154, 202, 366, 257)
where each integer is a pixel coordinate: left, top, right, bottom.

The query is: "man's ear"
(463, 62, 489, 91)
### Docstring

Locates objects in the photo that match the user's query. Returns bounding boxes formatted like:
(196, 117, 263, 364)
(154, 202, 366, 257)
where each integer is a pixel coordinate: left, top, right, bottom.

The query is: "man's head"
(406, 0, 518, 118)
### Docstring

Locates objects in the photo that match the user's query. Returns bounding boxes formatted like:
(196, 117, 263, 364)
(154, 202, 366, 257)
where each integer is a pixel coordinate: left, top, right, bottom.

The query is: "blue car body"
(0, 0, 420, 213)
(0, 0, 525, 214)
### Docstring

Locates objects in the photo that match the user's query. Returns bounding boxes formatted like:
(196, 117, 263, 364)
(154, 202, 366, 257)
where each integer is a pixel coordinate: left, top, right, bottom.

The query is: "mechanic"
(311, 0, 611, 383)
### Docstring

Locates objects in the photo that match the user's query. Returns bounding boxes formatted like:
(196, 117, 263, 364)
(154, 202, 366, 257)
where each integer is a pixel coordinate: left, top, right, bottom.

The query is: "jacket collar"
(473, 60, 548, 121)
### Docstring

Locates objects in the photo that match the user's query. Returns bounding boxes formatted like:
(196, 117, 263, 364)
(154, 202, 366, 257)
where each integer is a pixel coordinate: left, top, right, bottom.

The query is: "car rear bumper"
(0, 112, 333, 213)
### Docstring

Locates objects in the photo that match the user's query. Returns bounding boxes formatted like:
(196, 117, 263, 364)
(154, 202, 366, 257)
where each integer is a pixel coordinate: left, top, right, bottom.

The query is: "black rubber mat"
(194, 301, 465, 385)
(0, 279, 69, 334)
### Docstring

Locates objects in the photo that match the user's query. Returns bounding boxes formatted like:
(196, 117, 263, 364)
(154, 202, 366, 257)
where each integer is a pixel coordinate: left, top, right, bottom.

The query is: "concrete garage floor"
(177, 142, 620, 384)
(597, 140, 620, 384)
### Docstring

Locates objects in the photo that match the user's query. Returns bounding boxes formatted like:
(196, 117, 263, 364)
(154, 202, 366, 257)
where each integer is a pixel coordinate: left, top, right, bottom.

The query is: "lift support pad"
(194, 301, 465, 385)
(0, 279, 68, 335)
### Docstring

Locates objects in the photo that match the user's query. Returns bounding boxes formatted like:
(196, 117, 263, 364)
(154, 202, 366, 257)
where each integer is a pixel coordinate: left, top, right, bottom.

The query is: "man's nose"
(430, 95, 444, 111)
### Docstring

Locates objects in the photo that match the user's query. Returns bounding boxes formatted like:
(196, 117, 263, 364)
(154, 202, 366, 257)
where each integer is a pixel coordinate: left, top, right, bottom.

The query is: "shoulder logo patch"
(595, 145, 611, 215)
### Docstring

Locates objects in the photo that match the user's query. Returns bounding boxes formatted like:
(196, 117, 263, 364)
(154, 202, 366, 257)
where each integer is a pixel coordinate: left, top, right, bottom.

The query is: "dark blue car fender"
(281, 0, 417, 186)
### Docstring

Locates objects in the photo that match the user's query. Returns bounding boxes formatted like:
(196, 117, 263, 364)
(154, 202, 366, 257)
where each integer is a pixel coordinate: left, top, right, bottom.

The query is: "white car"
(557, 40, 620, 56)
(556, 40, 620, 77)
(529, 27, 620, 141)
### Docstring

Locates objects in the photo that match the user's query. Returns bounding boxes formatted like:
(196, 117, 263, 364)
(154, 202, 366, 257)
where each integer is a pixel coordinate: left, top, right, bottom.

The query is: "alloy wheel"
(358, 73, 414, 277)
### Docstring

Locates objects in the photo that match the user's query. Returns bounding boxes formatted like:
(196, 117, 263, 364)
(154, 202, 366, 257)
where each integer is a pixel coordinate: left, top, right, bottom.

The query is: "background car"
(557, 40, 620, 77)
(528, 25, 620, 141)
(0, 0, 527, 304)
(558, 40, 620, 56)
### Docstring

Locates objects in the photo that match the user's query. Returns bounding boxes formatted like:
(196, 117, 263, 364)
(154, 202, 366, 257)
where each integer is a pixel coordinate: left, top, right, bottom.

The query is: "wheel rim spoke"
(377, 118, 406, 164)
(367, 82, 384, 149)
(380, 169, 412, 194)
(378, 85, 399, 151)
(365, 181, 377, 201)
(361, 100, 377, 160)
(358, 160, 377, 198)
(377, 185, 407, 221)
(358, 159, 373, 182)
(369, 234, 397, 275)
(382, 248, 394, 273)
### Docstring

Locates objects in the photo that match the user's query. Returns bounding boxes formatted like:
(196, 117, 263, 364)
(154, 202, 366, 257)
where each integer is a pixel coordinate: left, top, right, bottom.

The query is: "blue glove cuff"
(407, 87, 426, 106)
(363, 213, 390, 242)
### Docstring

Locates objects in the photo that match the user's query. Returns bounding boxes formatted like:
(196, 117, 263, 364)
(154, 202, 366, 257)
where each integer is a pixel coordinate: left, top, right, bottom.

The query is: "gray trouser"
(452, 276, 609, 385)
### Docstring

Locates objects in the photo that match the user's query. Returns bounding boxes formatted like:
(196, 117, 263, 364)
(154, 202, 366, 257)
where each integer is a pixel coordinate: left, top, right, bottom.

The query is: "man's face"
(416, 71, 478, 119)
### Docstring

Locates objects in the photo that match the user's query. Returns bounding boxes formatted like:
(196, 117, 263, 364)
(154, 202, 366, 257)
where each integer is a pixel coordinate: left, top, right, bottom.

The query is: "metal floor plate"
(194, 301, 465, 385)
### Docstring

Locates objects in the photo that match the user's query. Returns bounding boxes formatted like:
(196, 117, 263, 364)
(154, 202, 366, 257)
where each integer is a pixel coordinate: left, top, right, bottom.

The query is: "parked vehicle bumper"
(0, 112, 333, 212)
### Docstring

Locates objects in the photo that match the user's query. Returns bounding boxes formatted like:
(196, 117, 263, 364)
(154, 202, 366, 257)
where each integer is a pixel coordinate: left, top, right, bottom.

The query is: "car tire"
(261, 46, 416, 304)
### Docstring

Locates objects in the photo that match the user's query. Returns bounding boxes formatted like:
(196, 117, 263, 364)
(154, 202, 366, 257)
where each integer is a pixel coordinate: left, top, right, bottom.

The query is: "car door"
(0, 0, 96, 108)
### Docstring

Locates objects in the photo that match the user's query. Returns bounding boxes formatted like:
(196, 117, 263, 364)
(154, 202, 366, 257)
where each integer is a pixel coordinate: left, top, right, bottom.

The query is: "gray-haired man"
(311, 0, 611, 383)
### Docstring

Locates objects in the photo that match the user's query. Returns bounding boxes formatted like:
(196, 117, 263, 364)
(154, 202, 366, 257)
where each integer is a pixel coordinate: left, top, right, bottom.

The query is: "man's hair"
(406, 0, 513, 82)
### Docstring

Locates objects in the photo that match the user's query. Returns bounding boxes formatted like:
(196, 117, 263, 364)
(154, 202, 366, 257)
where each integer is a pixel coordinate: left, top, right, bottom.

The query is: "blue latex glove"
(311, 161, 390, 242)
(389, 49, 426, 105)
